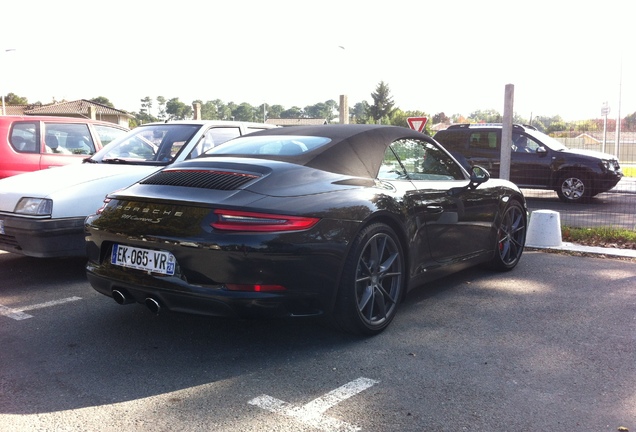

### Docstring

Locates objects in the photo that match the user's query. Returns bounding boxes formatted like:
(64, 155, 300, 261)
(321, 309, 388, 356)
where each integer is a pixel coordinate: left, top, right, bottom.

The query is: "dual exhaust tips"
(112, 289, 161, 314)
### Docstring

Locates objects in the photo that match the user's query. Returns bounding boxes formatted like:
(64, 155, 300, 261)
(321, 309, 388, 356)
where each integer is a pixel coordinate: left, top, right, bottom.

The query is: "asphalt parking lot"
(0, 250, 634, 431)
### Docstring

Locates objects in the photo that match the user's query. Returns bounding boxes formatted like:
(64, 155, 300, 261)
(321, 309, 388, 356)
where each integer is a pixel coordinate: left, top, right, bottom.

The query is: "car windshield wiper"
(101, 158, 132, 164)
(83, 157, 98, 163)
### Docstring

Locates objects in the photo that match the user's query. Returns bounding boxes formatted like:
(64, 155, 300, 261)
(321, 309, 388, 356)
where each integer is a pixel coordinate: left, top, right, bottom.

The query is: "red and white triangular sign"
(407, 117, 428, 132)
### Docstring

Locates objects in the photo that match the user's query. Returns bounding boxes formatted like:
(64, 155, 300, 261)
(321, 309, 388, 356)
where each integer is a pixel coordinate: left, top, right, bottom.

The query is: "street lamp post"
(601, 102, 610, 154)
(1, 48, 17, 116)
(337, 45, 349, 124)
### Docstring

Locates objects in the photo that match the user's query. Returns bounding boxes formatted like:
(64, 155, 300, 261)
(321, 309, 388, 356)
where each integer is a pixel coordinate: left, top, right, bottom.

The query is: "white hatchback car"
(0, 120, 276, 257)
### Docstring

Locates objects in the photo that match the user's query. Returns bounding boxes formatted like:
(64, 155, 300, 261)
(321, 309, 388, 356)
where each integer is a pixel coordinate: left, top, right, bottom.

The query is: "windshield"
(526, 129, 568, 151)
(89, 124, 200, 164)
(204, 135, 330, 157)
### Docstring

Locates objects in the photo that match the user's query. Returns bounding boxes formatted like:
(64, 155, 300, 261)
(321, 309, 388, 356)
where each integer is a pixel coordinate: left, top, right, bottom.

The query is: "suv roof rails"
(446, 123, 537, 131)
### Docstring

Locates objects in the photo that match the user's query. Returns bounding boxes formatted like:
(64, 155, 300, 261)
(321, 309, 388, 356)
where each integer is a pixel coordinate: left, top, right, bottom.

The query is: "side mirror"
(448, 165, 491, 196)
(469, 165, 490, 185)
(537, 146, 547, 154)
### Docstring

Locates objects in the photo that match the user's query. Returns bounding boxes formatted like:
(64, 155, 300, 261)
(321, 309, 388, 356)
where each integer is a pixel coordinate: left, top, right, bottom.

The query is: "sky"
(1, 0, 633, 121)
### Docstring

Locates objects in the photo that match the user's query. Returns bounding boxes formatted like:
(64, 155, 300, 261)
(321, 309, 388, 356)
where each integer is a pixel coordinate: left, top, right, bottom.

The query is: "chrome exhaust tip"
(112, 289, 133, 305)
(145, 297, 161, 314)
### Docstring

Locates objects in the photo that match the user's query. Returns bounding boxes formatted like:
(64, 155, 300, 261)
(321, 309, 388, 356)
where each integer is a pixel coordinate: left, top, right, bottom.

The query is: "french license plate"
(111, 244, 176, 275)
(0, 220, 4, 235)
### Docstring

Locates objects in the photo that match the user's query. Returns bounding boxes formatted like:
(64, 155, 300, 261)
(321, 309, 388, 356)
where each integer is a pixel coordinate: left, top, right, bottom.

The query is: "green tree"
(89, 96, 114, 107)
(574, 120, 598, 133)
(3, 92, 28, 104)
(325, 99, 339, 122)
(267, 104, 285, 119)
(432, 112, 450, 124)
(218, 101, 229, 120)
(450, 113, 468, 123)
(135, 96, 158, 124)
(468, 109, 501, 123)
(140, 96, 153, 117)
(232, 103, 256, 122)
(533, 115, 564, 134)
(351, 101, 370, 124)
(368, 81, 395, 124)
(165, 97, 192, 120)
(623, 111, 636, 131)
(198, 100, 219, 120)
(281, 106, 304, 118)
(134, 111, 158, 124)
(156, 96, 167, 120)
(546, 120, 567, 135)
(304, 100, 338, 122)
(388, 108, 408, 127)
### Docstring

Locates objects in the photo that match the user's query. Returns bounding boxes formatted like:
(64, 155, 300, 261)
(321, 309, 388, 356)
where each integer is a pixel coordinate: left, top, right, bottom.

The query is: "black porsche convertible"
(85, 124, 527, 335)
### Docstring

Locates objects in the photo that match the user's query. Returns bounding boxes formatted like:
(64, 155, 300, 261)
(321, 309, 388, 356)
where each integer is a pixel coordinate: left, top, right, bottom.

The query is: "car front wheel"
(556, 172, 590, 203)
(334, 223, 405, 336)
(490, 200, 526, 271)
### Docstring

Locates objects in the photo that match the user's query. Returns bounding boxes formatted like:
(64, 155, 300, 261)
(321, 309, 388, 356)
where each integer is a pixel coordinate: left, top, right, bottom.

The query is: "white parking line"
(249, 377, 378, 431)
(0, 297, 83, 320)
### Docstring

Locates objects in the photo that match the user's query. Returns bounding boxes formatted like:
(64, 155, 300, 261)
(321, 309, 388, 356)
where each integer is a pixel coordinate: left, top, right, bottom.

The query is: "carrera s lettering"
(120, 214, 164, 223)
(111, 244, 176, 275)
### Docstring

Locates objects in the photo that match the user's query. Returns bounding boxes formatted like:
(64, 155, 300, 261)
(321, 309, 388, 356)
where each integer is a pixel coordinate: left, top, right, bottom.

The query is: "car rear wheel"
(490, 200, 526, 271)
(556, 172, 590, 203)
(334, 223, 405, 336)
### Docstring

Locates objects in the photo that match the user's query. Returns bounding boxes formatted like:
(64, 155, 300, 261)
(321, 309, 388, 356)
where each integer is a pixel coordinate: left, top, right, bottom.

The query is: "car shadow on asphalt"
(0, 254, 498, 415)
(0, 253, 88, 292)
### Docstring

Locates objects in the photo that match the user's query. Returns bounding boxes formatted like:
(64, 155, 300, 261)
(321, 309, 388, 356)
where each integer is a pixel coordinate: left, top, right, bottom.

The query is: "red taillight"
(225, 284, 286, 292)
(96, 188, 125, 214)
(96, 197, 112, 214)
(212, 209, 319, 232)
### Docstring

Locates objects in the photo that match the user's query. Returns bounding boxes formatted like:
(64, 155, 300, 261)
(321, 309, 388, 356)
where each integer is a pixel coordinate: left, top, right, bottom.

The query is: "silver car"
(0, 120, 276, 257)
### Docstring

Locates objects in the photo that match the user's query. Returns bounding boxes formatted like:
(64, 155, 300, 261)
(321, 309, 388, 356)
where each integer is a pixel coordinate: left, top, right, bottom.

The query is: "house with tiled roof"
(265, 118, 328, 127)
(5, 99, 133, 127)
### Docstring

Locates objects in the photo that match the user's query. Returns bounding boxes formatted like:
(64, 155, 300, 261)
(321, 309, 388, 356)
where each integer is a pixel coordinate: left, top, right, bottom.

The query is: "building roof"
(575, 131, 636, 143)
(22, 99, 134, 118)
(265, 118, 328, 126)
(2, 105, 29, 115)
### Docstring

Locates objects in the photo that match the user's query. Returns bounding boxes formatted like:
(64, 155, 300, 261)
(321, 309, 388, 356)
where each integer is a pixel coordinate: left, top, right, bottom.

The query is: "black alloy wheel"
(490, 200, 526, 271)
(334, 223, 405, 336)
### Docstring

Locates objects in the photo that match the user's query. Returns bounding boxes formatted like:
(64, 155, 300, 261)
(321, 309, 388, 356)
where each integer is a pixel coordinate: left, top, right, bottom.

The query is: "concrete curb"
(527, 242, 636, 258)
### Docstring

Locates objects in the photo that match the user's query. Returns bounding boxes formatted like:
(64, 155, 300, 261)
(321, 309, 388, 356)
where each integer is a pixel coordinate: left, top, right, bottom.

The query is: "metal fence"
(525, 127, 636, 232)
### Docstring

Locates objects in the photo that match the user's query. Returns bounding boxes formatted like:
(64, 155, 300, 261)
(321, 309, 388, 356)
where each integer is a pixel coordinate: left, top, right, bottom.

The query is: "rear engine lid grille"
(140, 169, 261, 190)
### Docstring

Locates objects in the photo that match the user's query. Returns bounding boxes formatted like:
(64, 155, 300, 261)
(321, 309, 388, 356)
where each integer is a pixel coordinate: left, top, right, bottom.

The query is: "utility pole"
(1, 48, 17, 116)
(500, 84, 514, 181)
(601, 102, 610, 154)
(614, 59, 622, 159)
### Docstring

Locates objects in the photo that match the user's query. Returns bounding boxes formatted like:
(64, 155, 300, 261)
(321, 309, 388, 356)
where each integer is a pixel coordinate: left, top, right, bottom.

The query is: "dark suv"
(434, 123, 623, 203)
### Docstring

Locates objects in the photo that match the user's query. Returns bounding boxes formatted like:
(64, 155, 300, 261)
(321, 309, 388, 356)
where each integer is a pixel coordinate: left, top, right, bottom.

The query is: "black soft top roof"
(217, 124, 435, 178)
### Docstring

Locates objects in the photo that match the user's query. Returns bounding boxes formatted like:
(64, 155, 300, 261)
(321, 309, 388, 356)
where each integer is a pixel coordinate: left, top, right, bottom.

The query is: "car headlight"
(602, 160, 615, 172)
(15, 198, 53, 216)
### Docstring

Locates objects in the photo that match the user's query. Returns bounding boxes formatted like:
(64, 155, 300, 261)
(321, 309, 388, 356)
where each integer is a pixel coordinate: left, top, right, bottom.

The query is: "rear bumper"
(0, 214, 87, 257)
(86, 262, 325, 319)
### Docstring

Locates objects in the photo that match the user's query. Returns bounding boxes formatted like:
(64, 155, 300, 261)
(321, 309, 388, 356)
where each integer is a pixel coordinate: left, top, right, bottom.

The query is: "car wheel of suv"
(490, 200, 526, 271)
(334, 223, 405, 336)
(556, 172, 590, 203)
